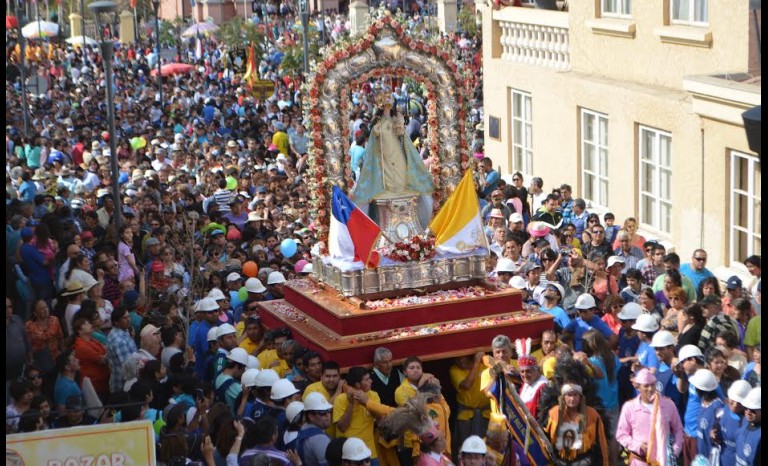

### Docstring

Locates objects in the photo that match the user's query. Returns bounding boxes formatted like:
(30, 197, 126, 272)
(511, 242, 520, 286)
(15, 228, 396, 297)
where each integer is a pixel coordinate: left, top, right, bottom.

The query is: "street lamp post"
(152, 0, 162, 106)
(17, 31, 30, 137)
(80, 0, 88, 64)
(299, 0, 309, 77)
(89, 0, 122, 234)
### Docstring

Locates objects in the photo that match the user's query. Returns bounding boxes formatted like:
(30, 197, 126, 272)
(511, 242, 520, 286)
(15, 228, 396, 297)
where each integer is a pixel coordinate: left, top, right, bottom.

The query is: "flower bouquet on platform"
(385, 234, 437, 262)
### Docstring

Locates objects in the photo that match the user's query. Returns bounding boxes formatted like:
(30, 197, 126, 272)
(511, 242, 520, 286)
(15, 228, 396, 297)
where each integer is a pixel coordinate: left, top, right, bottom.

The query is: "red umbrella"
(6, 15, 19, 29)
(150, 63, 195, 77)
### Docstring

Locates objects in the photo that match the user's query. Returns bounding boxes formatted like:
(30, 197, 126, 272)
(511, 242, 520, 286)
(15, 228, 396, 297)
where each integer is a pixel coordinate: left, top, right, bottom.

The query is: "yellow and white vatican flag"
(428, 168, 489, 255)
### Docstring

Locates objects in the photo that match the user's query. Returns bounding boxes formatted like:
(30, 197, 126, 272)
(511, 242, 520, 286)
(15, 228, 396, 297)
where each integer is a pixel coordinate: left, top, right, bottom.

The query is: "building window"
(511, 89, 533, 177)
(602, 0, 631, 17)
(581, 109, 609, 208)
(671, 0, 708, 25)
(730, 150, 761, 264)
(639, 126, 672, 234)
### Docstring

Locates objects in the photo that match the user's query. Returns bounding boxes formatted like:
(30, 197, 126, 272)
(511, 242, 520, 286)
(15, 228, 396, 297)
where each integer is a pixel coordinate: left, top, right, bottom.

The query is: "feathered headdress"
(378, 393, 434, 440)
(515, 338, 537, 368)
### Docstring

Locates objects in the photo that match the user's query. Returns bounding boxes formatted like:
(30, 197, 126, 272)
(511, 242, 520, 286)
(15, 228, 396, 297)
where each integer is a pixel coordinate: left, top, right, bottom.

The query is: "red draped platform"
(257, 279, 554, 368)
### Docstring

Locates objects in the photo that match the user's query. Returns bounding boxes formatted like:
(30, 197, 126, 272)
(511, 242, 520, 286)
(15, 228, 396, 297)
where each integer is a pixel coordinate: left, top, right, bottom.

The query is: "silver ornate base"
(312, 254, 487, 298)
(373, 193, 423, 247)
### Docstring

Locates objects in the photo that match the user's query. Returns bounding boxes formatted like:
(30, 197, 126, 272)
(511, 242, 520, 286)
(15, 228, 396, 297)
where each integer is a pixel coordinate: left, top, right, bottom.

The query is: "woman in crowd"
(697, 276, 721, 301)
(639, 288, 664, 319)
(676, 304, 706, 349)
(616, 369, 683, 466)
(659, 286, 686, 332)
(705, 346, 740, 395)
(71, 314, 110, 400)
(612, 217, 646, 251)
(5, 379, 35, 434)
(25, 299, 64, 374)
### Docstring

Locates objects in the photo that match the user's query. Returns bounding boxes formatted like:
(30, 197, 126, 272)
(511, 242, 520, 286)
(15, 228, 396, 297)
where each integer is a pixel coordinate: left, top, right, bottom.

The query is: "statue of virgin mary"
(351, 93, 436, 228)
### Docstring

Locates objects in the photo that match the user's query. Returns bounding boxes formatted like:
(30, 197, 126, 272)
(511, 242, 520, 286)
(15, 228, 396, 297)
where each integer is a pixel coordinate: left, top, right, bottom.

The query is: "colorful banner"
(488, 373, 553, 465)
(6, 420, 156, 465)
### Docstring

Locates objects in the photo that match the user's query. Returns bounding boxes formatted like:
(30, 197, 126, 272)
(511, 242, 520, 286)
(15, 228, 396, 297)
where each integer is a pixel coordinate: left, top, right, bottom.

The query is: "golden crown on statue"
(374, 91, 394, 108)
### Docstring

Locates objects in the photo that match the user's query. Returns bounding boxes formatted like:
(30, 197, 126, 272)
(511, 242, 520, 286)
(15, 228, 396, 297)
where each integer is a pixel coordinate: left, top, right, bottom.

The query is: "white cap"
(545, 282, 565, 299)
(342, 438, 372, 461)
(495, 258, 516, 274)
(207, 327, 220, 342)
(241, 368, 261, 388)
(247, 211, 264, 222)
(226, 272, 242, 282)
(631, 314, 659, 332)
(688, 369, 718, 392)
(575, 293, 597, 310)
(741, 387, 761, 410)
(208, 288, 227, 301)
(606, 256, 625, 269)
(286, 401, 305, 424)
(270, 379, 300, 400)
(254, 369, 280, 388)
(247, 355, 261, 370)
(509, 213, 524, 224)
(461, 435, 488, 455)
(649, 330, 677, 348)
(227, 348, 249, 366)
(617, 302, 643, 320)
(301, 263, 314, 274)
(267, 271, 287, 285)
(727, 380, 753, 404)
(216, 323, 237, 339)
(197, 297, 220, 312)
(676, 345, 704, 365)
(303, 391, 333, 411)
(509, 276, 527, 290)
(245, 277, 267, 293)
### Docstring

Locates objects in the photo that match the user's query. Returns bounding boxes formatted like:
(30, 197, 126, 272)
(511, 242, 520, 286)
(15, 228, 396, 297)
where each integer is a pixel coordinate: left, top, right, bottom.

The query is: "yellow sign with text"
(6, 420, 156, 466)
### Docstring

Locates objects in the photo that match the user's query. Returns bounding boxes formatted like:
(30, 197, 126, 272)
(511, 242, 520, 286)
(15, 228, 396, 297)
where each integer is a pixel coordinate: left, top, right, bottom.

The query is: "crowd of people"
(4, 2, 761, 466)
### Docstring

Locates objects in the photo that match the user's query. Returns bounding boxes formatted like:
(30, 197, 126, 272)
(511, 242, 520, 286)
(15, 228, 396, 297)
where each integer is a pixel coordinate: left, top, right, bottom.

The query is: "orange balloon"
(243, 261, 259, 278)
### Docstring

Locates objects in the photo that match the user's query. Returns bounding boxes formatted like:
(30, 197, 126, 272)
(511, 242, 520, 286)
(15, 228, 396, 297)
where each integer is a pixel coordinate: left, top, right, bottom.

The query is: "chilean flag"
(329, 186, 382, 269)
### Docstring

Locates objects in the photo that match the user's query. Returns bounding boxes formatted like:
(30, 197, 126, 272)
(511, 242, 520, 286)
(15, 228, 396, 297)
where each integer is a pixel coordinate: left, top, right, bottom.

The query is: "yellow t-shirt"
(304, 382, 336, 437)
(272, 131, 290, 155)
(256, 349, 289, 377)
(333, 391, 380, 458)
(449, 365, 490, 421)
(239, 336, 261, 356)
(426, 399, 452, 455)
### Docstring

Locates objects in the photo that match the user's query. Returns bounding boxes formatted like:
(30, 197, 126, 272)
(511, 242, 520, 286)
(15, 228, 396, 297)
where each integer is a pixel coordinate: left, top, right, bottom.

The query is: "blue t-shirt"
(482, 170, 500, 197)
(718, 405, 744, 466)
(636, 341, 660, 371)
(542, 305, 571, 332)
(695, 399, 724, 457)
(617, 328, 640, 360)
(684, 377, 725, 436)
(589, 354, 620, 410)
(54, 375, 83, 408)
(564, 315, 615, 351)
(679, 263, 715, 294)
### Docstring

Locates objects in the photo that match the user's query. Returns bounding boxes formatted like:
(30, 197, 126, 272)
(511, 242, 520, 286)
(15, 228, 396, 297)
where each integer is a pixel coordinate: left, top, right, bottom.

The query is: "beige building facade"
(479, 0, 761, 280)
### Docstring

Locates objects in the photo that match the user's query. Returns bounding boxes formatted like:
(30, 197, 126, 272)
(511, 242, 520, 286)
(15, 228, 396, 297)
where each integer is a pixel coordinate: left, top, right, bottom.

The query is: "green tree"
(458, 5, 480, 38)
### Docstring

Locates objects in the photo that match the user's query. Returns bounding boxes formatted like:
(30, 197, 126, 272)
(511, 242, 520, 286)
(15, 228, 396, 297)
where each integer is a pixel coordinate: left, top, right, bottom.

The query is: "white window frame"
(670, 0, 708, 26)
(601, 0, 632, 18)
(639, 125, 672, 234)
(511, 89, 533, 179)
(729, 150, 761, 265)
(580, 109, 609, 209)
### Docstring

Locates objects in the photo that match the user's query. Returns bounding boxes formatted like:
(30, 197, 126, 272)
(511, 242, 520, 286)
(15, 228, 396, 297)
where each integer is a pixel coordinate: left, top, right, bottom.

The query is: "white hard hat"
(216, 323, 237, 339)
(727, 380, 753, 404)
(208, 288, 227, 301)
(197, 297, 220, 312)
(342, 437, 372, 461)
(301, 263, 314, 274)
(245, 277, 267, 293)
(241, 368, 261, 388)
(649, 330, 677, 348)
(226, 272, 242, 282)
(247, 355, 261, 370)
(267, 271, 287, 285)
(461, 435, 488, 455)
(617, 302, 643, 321)
(676, 345, 704, 365)
(207, 327, 220, 342)
(303, 391, 333, 411)
(254, 369, 280, 388)
(575, 293, 597, 310)
(509, 276, 527, 290)
(227, 347, 249, 366)
(494, 258, 516, 274)
(270, 379, 300, 400)
(631, 314, 659, 333)
(286, 401, 305, 424)
(545, 282, 565, 299)
(688, 369, 718, 392)
(606, 256, 625, 269)
(741, 387, 761, 410)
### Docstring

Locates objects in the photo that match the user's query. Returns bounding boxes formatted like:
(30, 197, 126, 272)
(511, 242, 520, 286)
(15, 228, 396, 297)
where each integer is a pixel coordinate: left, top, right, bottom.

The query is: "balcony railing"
(494, 7, 570, 70)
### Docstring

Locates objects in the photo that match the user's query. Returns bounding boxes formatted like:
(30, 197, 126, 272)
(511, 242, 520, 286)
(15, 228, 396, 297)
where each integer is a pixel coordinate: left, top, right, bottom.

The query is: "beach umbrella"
(181, 22, 219, 38)
(21, 19, 59, 39)
(6, 16, 19, 29)
(150, 63, 195, 77)
(65, 35, 98, 47)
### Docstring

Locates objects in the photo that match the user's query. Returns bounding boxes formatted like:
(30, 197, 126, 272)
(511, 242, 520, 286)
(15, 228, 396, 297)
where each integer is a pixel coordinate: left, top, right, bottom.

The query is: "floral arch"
(303, 13, 475, 245)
